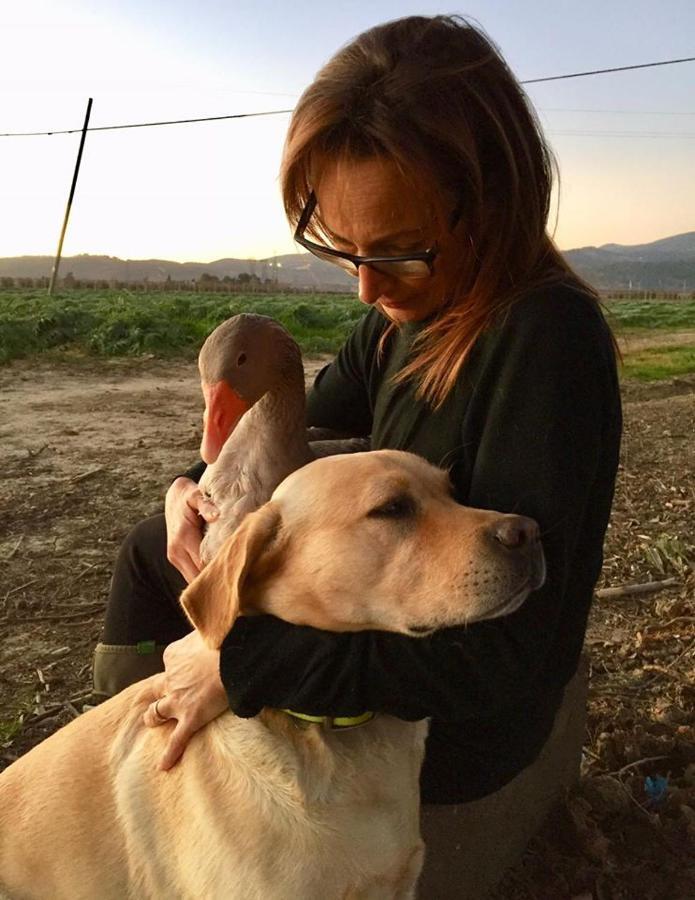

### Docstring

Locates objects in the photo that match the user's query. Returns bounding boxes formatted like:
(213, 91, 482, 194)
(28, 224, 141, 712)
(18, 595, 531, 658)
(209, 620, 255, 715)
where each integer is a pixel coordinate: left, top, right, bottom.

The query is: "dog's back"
(0, 678, 426, 899)
(0, 681, 148, 898)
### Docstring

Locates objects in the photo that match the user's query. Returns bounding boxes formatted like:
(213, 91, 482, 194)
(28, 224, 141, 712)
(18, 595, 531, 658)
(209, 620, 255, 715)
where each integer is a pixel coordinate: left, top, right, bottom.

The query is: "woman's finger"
(148, 673, 168, 700)
(159, 719, 194, 771)
(143, 695, 172, 729)
(181, 537, 203, 574)
(195, 497, 219, 524)
(182, 553, 201, 584)
(168, 544, 200, 584)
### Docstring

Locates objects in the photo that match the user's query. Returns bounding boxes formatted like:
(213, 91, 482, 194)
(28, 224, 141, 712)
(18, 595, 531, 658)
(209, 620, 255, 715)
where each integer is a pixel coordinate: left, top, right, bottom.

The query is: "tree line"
(0, 272, 286, 292)
(1, 276, 690, 301)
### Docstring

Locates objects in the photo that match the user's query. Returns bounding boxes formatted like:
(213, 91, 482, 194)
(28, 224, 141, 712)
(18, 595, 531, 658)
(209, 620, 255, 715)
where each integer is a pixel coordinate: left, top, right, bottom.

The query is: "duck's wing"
(200, 464, 269, 563)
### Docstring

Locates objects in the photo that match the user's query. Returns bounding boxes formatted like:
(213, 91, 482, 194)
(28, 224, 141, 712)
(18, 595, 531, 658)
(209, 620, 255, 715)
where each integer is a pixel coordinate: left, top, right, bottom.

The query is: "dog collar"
(281, 709, 376, 731)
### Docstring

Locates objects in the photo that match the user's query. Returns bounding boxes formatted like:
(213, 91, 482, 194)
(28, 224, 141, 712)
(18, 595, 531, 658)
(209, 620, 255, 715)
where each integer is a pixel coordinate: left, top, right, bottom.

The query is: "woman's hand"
(143, 630, 229, 770)
(164, 476, 219, 583)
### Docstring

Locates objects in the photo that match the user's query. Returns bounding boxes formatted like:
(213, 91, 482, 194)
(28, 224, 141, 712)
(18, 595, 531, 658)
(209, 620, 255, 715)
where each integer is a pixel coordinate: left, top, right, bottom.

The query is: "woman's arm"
(218, 290, 622, 722)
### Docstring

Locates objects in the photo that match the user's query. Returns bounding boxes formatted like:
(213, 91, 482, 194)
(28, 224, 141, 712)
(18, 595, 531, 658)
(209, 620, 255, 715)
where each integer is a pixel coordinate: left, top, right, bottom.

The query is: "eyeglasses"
(294, 192, 445, 280)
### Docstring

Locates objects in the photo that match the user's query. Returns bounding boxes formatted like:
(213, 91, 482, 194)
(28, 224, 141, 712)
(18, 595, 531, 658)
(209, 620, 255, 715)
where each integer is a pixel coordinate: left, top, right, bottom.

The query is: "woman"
(95, 15, 622, 896)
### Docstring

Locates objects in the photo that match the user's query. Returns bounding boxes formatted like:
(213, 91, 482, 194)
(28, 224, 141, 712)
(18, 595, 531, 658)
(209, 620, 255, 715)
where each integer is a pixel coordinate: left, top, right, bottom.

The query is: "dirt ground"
(1, 350, 693, 899)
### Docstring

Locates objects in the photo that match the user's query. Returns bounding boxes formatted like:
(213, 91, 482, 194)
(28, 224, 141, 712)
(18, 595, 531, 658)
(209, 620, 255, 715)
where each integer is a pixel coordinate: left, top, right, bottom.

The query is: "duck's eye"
(367, 495, 417, 519)
(237, 352, 247, 366)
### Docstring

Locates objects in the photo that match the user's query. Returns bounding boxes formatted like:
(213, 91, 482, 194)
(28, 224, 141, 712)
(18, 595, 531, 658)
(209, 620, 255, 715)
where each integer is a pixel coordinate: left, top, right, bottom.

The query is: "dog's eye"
(367, 495, 417, 519)
(237, 352, 247, 366)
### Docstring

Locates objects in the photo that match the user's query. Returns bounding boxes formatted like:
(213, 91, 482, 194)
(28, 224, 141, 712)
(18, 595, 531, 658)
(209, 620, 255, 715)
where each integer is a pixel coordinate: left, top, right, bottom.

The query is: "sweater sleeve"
(459, 294, 622, 681)
(177, 460, 207, 484)
(219, 292, 621, 722)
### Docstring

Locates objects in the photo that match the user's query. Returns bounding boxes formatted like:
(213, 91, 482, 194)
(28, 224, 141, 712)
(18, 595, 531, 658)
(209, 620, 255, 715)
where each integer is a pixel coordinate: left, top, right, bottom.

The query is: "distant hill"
(1, 231, 693, 292)
(0, 252, 356, 292)
(564, 232, 695, 292)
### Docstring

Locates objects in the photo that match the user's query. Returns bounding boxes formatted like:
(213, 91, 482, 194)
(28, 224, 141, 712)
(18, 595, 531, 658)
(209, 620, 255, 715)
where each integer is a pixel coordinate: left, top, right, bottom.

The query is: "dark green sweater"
(218, 282, 622, 803)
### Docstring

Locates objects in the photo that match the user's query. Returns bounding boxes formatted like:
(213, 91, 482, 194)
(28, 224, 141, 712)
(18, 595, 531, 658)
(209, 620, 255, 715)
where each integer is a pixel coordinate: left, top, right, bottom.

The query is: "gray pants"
(419, 656, 589, 898)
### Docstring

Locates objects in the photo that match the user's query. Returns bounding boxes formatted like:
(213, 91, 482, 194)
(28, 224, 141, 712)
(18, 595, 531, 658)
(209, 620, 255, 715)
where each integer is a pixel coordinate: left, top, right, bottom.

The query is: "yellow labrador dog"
(0, 450, 544, 899)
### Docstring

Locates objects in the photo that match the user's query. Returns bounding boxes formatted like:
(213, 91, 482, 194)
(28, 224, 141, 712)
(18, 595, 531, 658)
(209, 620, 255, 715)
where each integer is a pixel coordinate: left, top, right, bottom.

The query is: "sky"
(1, 0, 693, 263)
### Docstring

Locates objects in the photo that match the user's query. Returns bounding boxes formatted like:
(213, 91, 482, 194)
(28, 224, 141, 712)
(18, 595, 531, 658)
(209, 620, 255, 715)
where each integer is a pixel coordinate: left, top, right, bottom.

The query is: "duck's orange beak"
(200, 380, 251, 464)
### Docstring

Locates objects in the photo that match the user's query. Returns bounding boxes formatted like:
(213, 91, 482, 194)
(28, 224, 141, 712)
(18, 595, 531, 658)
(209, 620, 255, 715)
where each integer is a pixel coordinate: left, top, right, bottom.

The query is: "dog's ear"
(180, 501, 282, 648)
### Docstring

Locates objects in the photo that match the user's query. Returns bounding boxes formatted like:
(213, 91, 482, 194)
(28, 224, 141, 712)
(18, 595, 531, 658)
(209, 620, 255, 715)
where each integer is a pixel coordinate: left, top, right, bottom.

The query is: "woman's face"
(315, 157, 462, 323)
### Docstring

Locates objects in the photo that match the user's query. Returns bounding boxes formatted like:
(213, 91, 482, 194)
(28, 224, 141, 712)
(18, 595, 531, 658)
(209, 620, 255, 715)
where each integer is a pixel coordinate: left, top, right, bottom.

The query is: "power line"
(541, 107, 695, 116)
(522, 55, 695, 84)
(1, 55, 694, 138)
(1, 108, 294, 138)
(549, 129, 695, 138)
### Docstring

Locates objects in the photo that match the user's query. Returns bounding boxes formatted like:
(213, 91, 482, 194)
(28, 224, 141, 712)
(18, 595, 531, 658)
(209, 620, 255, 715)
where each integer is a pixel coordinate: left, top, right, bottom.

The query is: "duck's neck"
(250, 369, 307, 443)
(235, 370, 308, 455)
(205, 369, 311, 494)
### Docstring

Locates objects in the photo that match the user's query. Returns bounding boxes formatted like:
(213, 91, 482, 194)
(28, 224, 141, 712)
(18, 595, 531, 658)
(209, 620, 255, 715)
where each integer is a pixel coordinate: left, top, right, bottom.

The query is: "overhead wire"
(541, 107, 695, 116)
(520, 55, 695, 83)
(0, 108, 294, 138)
(549, 130, 695, 138)
(1, 55, 694, 138)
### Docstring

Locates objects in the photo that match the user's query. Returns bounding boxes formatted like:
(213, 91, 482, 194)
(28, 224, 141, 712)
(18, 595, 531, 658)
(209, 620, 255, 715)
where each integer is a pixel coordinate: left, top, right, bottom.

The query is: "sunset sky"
(1, 0, 693, 263)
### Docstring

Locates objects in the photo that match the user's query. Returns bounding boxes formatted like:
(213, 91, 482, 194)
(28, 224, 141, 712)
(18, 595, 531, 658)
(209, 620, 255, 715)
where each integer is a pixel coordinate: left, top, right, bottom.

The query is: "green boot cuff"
(92, 642, 167, 698)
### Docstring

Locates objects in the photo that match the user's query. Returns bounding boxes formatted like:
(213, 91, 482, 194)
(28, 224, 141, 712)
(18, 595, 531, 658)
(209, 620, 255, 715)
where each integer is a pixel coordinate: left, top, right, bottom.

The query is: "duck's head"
(197, 314, 302, 464)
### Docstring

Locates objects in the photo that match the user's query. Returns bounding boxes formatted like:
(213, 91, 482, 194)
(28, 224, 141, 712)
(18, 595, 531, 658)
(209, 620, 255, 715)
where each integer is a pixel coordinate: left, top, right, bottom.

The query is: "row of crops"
(1, 288, 694, 364)
(0, 290, 366, 363)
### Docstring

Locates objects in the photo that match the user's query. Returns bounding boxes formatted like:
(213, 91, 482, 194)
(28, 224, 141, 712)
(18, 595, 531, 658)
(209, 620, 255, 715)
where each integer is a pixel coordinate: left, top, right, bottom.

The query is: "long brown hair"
(281, 15, 599, 408)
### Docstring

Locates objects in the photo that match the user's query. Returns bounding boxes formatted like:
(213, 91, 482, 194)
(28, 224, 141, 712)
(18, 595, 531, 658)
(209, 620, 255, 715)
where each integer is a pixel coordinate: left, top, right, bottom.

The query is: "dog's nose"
(492, 515, 540, 549)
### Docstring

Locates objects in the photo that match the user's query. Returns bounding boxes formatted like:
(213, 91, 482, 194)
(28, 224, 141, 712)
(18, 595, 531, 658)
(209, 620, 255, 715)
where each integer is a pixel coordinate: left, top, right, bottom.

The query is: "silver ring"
(153, 697, 168, 724)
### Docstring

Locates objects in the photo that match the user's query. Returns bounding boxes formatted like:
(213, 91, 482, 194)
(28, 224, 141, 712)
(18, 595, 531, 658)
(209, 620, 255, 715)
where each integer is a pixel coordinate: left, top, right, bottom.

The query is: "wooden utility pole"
(48, 98, 93, 295)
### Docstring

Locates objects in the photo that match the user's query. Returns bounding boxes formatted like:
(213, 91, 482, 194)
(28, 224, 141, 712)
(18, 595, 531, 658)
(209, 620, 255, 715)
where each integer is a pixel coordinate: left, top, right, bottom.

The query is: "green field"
(620, 344, 695, 381)
(602, 298, 695, 380)
(602, 297, 695, 331)
(1, 289, 694, 380)
(0, 289, 366, 363)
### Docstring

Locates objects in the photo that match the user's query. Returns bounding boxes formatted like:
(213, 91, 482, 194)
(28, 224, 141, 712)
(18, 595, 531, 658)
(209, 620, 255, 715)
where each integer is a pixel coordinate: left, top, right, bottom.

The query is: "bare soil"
(0, 354, 693, 900)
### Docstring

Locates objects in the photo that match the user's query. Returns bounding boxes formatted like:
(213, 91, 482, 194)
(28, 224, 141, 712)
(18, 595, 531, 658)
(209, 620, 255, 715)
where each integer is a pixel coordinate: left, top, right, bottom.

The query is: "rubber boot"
(92, 641, 167, 699)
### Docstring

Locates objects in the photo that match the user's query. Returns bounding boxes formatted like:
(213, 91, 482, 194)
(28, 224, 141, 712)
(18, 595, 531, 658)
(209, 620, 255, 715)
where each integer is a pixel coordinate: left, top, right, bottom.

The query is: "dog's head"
(181, 449, 545, 648)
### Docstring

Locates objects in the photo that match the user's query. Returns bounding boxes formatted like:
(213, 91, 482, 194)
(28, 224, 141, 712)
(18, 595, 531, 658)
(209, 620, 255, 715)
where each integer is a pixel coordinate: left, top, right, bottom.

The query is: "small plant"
(0, 713, 25, 745)
(643, 534, 692, 576)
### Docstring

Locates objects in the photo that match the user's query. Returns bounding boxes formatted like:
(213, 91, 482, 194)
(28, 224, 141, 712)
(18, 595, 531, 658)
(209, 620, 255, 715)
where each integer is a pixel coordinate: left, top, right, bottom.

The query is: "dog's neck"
(254, 708, 428, 807)
(278, 709, 376, 730)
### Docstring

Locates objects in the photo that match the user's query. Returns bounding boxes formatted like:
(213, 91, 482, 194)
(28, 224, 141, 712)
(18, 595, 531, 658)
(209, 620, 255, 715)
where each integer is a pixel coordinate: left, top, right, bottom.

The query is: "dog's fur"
(0, 450, 543, 899)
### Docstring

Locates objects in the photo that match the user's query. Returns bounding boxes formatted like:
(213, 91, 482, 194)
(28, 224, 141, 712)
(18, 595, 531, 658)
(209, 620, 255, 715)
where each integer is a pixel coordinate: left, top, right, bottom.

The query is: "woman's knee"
(102, 514, 189, 646)
(114, 515, 168, 578)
